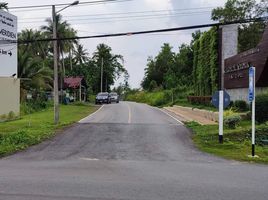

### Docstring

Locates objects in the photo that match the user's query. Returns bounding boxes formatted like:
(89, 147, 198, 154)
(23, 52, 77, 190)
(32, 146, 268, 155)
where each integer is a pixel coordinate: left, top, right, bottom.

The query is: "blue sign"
(212, 91, 231, 109)
(249, 67, 255, 102)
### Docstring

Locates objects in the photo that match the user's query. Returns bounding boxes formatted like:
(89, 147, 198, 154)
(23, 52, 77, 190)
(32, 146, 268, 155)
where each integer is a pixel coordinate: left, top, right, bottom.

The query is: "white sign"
(0, 10, 17, 77)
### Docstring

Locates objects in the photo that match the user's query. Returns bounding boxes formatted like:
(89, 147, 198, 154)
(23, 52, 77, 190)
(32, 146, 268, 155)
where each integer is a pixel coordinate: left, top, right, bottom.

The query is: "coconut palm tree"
(73, 43, 89, 65)
(18, 29, 49, 60)
(93, 43, 126, 92)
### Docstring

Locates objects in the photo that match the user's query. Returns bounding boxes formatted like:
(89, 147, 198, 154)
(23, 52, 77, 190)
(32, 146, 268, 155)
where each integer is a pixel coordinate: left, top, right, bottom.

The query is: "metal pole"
(101, 57, 103, 93)
(251, 67, 256, 157)
(219, 90, 224, 144)
(53, 5, 59, 124)
(218, 26, 224, 143)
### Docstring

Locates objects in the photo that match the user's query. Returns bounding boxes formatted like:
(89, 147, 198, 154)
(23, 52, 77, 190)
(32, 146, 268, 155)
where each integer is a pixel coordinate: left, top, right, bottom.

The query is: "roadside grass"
(0, 104, 98, 157)
(186, 121, 268, 164)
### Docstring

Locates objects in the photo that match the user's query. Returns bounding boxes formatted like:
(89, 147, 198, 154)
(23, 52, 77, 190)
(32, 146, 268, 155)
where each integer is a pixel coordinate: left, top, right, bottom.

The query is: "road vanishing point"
(0, 102, 267, 200)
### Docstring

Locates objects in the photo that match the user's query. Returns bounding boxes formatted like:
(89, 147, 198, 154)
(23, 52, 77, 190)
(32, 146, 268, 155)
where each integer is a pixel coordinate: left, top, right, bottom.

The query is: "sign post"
(249, 67, 256, 157)
(212, 90, 231, 143)
(219, 91, 224, 143)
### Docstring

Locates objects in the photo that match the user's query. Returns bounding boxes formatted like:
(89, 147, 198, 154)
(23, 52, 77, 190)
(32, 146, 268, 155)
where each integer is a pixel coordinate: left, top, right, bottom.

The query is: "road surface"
(0, 102, 267, 200)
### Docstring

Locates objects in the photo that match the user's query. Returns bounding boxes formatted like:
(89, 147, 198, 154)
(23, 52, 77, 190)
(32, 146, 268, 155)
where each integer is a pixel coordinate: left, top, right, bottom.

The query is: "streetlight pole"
(52, 1, 79, 124)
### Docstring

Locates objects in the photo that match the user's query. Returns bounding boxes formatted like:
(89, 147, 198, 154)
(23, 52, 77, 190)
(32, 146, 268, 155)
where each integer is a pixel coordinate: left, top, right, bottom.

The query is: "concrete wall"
(221, 24, 239, 88)
(226, 87, 268, 102)
(0, 77, 20, 116)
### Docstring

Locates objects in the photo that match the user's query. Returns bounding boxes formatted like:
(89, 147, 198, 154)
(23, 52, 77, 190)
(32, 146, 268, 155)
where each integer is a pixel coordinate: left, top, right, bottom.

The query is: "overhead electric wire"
(9, 0, 132, 9)
(18, 11, 212, 24)
(18, 6, 214, 20)
(5, 16, 265, 45)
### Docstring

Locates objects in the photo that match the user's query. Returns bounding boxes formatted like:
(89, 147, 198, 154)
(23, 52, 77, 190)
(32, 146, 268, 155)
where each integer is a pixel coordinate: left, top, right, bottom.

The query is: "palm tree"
(41, 14, 78, 67)
(18, 50, 53, 100)
(93, 43, 126, 92)
(18, 29, 49, 60)
(73, 43, 89, 65)
(41, 14, 78, 101)
(0, 2, 8, 10)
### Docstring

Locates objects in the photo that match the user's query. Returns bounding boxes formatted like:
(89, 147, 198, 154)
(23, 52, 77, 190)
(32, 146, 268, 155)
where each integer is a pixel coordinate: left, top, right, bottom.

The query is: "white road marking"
(79, 105, 104, 123)
(80, 157, 99, 161)
(156, 107, 184, 125)
(127, 103, 132, 124)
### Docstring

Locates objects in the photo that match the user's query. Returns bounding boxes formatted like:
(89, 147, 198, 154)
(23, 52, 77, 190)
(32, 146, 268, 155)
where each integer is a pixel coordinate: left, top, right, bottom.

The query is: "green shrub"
(233, 100, 248, 112)
(7, 111, 16, 120)
(224, 115, 242, 129)
(255, 93, 268, 123)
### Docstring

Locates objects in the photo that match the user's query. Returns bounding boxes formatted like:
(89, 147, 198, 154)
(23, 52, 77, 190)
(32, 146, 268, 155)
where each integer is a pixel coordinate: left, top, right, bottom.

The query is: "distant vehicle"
(109, 92, 119, 103)
(95, 92, 111, 104)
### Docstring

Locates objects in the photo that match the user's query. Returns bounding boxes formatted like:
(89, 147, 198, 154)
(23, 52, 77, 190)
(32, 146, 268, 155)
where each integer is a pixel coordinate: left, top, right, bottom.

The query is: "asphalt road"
(0, 101, 267, 200)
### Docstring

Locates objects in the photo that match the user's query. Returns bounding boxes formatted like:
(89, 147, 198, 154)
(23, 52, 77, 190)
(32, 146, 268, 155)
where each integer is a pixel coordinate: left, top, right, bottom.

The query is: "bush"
(233, 100, 248, 112)
(255, 93, 268, 123)
(224, 115, 242, 129)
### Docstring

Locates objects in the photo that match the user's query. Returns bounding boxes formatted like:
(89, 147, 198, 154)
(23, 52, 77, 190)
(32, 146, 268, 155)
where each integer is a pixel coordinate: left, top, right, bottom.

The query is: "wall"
(0, 77, 20, 116)
(220, 24, 239, 88)
(226, 87, 268, 102)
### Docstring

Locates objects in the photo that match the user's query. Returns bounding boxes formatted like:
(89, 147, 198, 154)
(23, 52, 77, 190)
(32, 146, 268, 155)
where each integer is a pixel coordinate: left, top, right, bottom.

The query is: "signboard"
(212, 90, 231, 109)
(0, 10, 17, 77)
(248, 67, 255, 102)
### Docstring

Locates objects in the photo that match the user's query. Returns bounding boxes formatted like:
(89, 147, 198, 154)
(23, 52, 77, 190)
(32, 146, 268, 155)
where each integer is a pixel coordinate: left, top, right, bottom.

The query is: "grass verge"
(0, 104, 99, 157)
(186, 121, 268, 164)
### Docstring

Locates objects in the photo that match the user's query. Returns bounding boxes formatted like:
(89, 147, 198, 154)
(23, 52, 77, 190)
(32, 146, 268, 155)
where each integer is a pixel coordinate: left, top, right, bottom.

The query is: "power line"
(9, 17, 266, 44)
(9, 0, 132, 9)
(18, 11, 211, 24)
(18, 6, 214, 20)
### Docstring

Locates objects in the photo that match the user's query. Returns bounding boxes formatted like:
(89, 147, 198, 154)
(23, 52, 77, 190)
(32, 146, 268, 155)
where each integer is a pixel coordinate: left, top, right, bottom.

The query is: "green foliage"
(224, 115, 242, 129)
(186, 120, 268, 163)
(141, 43, 193, 91)
(211, 0, 268, 52)
(233, 100, 249, 112)
(192, 28, 218, 96)
(20, 100, 53, 115)
(255, 93, 268, 123)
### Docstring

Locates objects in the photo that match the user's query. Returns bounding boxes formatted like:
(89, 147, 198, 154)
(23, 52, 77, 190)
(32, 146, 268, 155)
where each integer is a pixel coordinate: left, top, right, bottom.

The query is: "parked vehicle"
(95, 92, 111, 104)
(109, 92, 119, 103)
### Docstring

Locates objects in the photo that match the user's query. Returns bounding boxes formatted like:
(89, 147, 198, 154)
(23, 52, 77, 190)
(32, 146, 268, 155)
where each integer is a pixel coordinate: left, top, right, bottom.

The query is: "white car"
(109, 92, 119, 103)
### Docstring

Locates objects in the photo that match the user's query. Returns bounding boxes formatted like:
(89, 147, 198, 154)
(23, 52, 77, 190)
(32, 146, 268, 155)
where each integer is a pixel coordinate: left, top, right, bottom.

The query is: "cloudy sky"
(7, 0, 226, 88)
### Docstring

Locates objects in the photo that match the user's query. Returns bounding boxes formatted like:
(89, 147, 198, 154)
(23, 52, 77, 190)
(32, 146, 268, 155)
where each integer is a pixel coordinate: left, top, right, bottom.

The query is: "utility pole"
(52, 5, 59, 124)
(52, 1, 79, 124)
(101, 57, 103, 93)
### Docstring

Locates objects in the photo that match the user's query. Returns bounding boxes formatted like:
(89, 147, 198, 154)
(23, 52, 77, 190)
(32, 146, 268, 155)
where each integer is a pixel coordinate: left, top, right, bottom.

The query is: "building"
(224, 23, 268, 102)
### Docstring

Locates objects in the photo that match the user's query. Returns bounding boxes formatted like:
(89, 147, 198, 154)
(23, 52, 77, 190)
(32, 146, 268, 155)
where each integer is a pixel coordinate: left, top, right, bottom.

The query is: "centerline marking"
(127, 103, 132, 124)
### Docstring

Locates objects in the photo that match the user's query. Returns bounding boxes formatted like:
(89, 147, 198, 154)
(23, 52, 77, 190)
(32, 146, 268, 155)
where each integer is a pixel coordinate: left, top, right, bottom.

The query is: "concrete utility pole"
(101, 57, 103, 93)
(52, 1, 79, 124)
(52, 5, 59, 124)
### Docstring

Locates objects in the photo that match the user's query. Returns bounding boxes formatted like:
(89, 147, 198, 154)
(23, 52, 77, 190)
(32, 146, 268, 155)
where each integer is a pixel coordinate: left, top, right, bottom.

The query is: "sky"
(6, 0, 226, 88)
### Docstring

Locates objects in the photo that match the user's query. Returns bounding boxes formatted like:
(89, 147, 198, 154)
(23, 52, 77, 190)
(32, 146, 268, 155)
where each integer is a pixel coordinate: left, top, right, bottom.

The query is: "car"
(109, 92, 119, 103)
(95, 92, 111, 104)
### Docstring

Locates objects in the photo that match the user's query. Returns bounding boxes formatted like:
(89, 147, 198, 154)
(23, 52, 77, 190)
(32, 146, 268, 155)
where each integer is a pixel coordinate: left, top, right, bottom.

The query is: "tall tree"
(93, 43, 126, 92)
(211, 0, 268, 52)
(73, 43, 89, 65)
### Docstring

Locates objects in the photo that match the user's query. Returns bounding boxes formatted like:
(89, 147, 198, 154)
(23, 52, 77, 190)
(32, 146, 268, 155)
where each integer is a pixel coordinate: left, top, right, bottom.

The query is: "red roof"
(64, 77, 83, 89)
